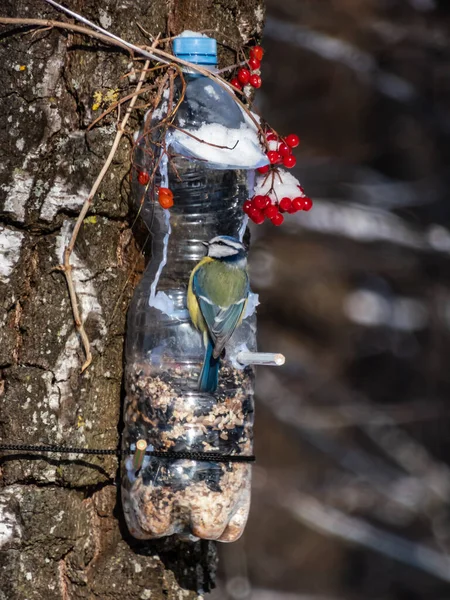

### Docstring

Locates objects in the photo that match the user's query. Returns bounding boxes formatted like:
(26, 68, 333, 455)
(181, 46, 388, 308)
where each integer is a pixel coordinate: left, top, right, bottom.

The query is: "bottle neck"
(182, 64, 217, 76)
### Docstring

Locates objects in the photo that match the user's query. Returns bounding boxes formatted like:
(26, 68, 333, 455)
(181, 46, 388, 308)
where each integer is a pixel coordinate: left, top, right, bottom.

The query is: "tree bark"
(0, 0, 264, 598)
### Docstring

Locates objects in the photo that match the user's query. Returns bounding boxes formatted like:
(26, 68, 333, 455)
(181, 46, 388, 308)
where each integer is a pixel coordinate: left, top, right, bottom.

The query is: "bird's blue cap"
(173, 34, 217, 65)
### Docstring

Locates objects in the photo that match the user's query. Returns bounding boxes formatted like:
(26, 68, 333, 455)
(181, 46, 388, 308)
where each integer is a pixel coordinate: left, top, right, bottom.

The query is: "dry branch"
(62, 57, 151, 372)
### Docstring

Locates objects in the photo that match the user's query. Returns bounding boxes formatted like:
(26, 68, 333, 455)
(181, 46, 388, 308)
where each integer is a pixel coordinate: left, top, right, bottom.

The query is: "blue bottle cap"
(173, 34, 217, 65)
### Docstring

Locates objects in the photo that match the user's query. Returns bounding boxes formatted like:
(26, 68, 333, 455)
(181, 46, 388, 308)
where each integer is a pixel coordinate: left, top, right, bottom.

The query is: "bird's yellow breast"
(187, 256, 213, 332)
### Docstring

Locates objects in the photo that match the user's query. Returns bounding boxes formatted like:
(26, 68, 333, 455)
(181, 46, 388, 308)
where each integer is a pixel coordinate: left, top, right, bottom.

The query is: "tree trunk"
(0, 1, 264, 598)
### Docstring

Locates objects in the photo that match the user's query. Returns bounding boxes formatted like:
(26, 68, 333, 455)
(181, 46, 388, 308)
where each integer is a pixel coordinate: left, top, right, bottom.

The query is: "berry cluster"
(243, 192, 312, 226)
(241, 125, 313, 226)
(231, 45, 264, 91)
(258, 131, 300, 172)
(137, 171, 174, 209)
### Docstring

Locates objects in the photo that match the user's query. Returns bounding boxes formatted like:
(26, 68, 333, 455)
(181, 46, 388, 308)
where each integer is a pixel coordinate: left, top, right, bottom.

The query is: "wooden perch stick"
(237, 352, 285, 366)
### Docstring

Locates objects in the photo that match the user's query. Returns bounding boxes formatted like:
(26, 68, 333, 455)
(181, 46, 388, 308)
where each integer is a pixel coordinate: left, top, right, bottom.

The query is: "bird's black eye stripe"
(214, 240, 241, 249)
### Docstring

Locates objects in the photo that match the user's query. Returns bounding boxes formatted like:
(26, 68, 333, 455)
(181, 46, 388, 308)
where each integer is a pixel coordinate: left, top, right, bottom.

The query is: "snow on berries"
(244, 168, 313, 226)
(256, 129, 302, 177)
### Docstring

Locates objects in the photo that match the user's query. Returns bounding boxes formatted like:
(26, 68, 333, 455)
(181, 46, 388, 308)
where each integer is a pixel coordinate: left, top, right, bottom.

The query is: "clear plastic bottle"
(122, 34, 266, 542)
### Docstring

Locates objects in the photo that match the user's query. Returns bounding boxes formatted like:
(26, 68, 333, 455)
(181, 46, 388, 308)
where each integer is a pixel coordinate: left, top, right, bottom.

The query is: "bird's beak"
(201, 241, 209, 247)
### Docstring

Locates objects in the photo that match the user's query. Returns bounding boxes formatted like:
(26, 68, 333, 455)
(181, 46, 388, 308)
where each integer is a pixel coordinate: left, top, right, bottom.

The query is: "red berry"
(287, 204, 298, 214)
(238, 68, 251, 85)
(283, 154, 297, 169)
(158, 187, 174, 209)
(249, 74, 262, 88)
(230, 78, 242, 90)
(271, 212, 284, 226)
(264, 204, 278, 219)
(279, 197, 292, 212)
(138, 171, 150, 185)
(267, 150, 281, 164)
(249, 206, 265, 224)
(250, 45, 264, 61)
(266, 131, 277, 141)
(278, 142, 291, 157)
(248, 56, 261, 70)
(292, 197, 304, 211)
(253, 195, 269, 210)
(257, 164, 270, 174)
(243, 200, 252, 214)
(286, 134, 300, 148)
(302, 197, 313, 211)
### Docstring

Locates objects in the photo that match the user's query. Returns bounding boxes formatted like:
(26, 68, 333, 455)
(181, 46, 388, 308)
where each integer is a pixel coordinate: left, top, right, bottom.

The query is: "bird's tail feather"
(199, 336, 220, 393)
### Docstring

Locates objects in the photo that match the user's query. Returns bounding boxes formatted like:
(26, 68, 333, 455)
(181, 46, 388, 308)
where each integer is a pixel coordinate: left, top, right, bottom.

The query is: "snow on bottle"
(121, 32, 268, 542)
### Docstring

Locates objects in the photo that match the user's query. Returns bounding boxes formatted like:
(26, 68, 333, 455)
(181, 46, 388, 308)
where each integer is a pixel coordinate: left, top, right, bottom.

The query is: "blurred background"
(212, 1, 450, 598)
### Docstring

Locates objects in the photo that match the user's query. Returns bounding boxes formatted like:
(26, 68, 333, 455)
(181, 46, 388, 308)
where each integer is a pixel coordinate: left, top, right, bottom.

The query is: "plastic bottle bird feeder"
(121, 33, 284, 542)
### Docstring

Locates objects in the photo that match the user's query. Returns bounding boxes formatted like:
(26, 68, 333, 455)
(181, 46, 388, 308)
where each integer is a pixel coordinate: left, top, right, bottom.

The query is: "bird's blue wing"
(198, 295, 246, 358)
(210, 299, 246, 341)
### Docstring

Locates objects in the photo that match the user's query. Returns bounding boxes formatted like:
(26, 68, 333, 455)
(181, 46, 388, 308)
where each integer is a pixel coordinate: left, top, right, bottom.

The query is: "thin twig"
(0, 17, 133, 54)
(119, 64, 165, 80)
(136, 23, 183, 46)
(62, 58, 151, 372)
(215, 61, 246, 74)
(87, 84, 154, 131)
(41, 0, 168, 63)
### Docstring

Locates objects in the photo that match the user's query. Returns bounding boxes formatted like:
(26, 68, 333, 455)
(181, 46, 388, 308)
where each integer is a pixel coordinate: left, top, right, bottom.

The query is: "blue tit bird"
(187, 235, 250, 393)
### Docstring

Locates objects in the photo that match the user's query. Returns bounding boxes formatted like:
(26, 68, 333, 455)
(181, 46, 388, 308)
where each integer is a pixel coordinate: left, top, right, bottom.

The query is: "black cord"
(0, 443, 255, 463)
(152, 450, 255, 462)
(0, 443, 120, 456)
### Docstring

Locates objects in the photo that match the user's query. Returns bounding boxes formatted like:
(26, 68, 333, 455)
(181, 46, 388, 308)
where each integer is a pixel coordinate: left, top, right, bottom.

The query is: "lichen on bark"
(0, 0, 264, 597)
